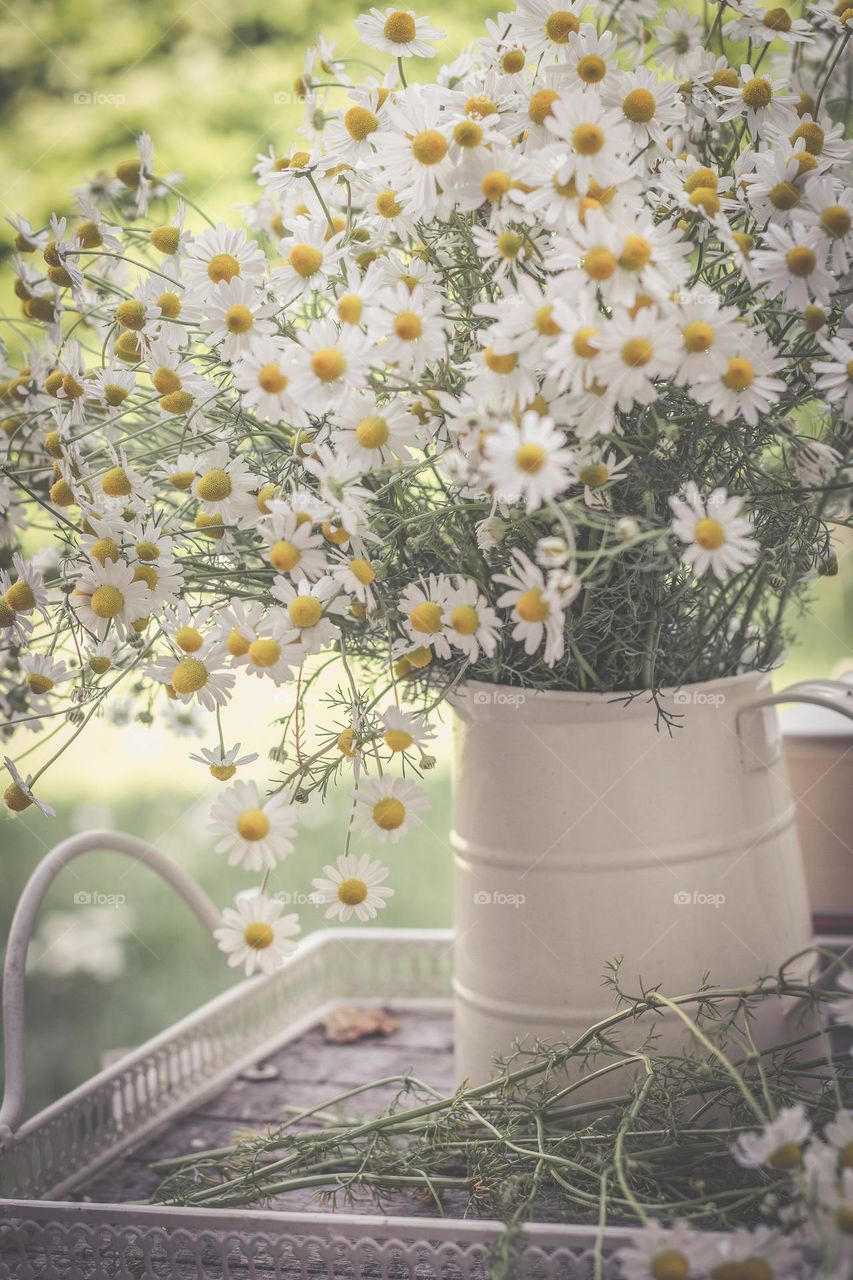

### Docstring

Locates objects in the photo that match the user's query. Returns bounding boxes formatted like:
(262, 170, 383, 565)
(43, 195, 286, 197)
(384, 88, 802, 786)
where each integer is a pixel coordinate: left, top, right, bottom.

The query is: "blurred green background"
(0, 0, 850, 1121)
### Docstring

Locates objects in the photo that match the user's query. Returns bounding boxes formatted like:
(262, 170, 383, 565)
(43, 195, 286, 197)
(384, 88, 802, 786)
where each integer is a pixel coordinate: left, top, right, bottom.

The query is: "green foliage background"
(0, 0, 849, 1121)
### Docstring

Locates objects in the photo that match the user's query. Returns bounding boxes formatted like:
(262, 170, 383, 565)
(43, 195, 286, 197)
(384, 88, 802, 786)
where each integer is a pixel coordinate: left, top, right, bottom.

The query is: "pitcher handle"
(737, 678, 853, 771)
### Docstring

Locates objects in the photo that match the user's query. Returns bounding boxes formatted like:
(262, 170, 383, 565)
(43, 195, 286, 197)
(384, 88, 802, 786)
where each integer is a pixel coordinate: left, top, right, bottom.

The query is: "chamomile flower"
(189, 742, 259, 782)
(232, 338, 309, 427)
(294, 322, 374, 413)
(209, 780, 299, 871)
(311, 852, 394, 921)
(814, 334, 853, 416)
(331, 544, 379, 609)
(734, 1105, 811, 1171)
(482, 412, 573, 512)
(494, 549, 565, 665)
(669, 483, 759, 582)
(616, 1222, 719, 1280)
(596, 311, 682, 411)
(148, 642, 236, 711)
(3, 553, 48, 618)
(715, 64, 798, 140)
(192, 446, 258, 517)
(259, 504, 328, 580)
(72, 558, 151, 639)
(271, 219, 348, 299)
(689, 331, 785, 426)
(3, 756, 55, 817)
(544, 92, 633, 190)
(235, 625, 307, 683)
(654, 9, 703, 71)
(398, 575, 451, 654)
(374, 284, 448, 376)
(214, 891, 300, 976)
(752, 223, 834, 309)
(352, 775, 430, 843)
(441, 577, 500, 661)
(19, 653, 72, 700)
(509, 0, 587, 62)
(602, 67, 686, 152)
(182, 224, 267, 297)
(561, 25, 618, 89)
(380, 705, 434, 753)
(797, 175, 853, 272)
(271, 574, 346, 653)
(354, 7, 445, 58)
(371, 86, 454, 218)
(337, 393, 421, 469)
(203, 279, 278, 360)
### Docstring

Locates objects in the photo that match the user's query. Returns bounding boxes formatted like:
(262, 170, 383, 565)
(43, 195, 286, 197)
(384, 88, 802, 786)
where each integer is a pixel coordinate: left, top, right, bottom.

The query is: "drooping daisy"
(482, 412, 573, 513)
(494, 548, 565, 665)
(72, 558, 151, 639)
(189, 742, 259, 782)
(354, 7, 445, 57)
(3, 552, 48, 618)
(441, 577, 501, 661)
(19, 653, 72, 700)
(3, 756, 55, 817)
(669, 483, 759, 582)
(311, 852, 394, 922)
(352, 775, 430, 843)
(734, 1105, 811, 1171)
(209, 779, 299, 871)
(214, 891, 301, 976)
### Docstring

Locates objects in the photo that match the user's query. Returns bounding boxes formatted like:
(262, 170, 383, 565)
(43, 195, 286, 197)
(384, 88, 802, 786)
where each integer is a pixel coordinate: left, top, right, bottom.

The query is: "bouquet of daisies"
(1, 0, 852, 968)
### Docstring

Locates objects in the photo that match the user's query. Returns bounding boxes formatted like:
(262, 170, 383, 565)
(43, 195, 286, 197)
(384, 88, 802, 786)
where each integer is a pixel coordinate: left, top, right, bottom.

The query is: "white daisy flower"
(602, 67, 686, 152)
(544, 91, 633, 190)
(3, 756, 55, 817)
(352, 775, 430, 843)
(368, 86, 454, 219)
(669, 482, 759, 582)
(72, 558, 151, 639)
(653, 9, 703, 72)
(214, 891, 300, 976)
(380, 705, 434, 753)
(20, 653, 72, 699)
(509, 0, 587, 62)
(3, 552, 48, 618)
(441, 577, 501, 661)
(494, 548, 565, 665)
(715, 64, 798, 140)
(294, 321, 374, 414)
(596, 311, 682, 412)
(374, 283, 448, 377)
(148, 642, 235, 711)
(734, 1104, 812, 1171)
(482, 412, 573, 513)
(259, 504, 328, 580)
(751, 223, 834, 309)
(616, 1221, 719, 1280)
(189, 742, 259, 782)
(203, 278, 278, 360)
(398, 575, 452, 654)
(354, 7, 445, 58)
(689, 330, 785, 426)
(336, 394, 422, 471)
(271, 574, 346, 653)
(209, 780, 299, 871)
(232, 337, 309, 427)
(182, 223, 267, 297)
(814, 334, 853, 417)
(270, 219, 348, 300)
(797, 174, 853, 272)
(312, 852, 394, 921)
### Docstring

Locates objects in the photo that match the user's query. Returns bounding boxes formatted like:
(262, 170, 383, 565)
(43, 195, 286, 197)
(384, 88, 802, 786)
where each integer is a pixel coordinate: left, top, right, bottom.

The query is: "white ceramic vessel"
(451, 671, 853, 1084)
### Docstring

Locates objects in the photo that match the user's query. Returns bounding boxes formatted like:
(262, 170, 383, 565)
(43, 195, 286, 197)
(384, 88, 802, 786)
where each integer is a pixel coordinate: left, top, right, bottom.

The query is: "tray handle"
(0, 829, 220, 1146)
(737, 678, 853, 771)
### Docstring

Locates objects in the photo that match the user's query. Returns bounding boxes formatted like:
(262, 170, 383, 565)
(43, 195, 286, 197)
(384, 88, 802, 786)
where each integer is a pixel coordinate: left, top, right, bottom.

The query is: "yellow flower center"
(768, 181, 800, 211)
(102, 466, 133, 497)
(723, 357, 755, 391)
(394, 311, 423, 341)
(501, 48, 525, 74)
(450, 604, 479, 635)
(373, 796, 406, 830)
(572, 123, 605, 155)
(407, 646, 432, 668)
(195, 512, 224, 539)
(764, 6, 792, 30)
(689, 187, 721, 215)
(545, 10, 579, 41)
(384, 728, 413, 752)
(172, 657, 209, 694)
(694, 517, 726, 550)
(408, 600, 443, 634)
(158, 291, 181, 319)
(583, 247, 617, 280)
(767, 1141, 801, 1172)
(383, 10, 417, 42)
(411, 130, 448, 165)
(4, 783, 32, 812)
(821, 204, 852, 238)
(243, 921, 274, 949)
(497, 231, 524, 259)
(481, 170, 511, 201)
(484, 346, 518, 374)
(786, 246, 817, 277)
(160, 390, 194, 414)
(742, 77, 772, 108)
(153, 367, 181, 396)
(515, 442, 547, 473)
(338, 877, 369, 905)
(529, 89, 559, 125)
(210, 764, 236, 781)
(573, 326, 599, 358)
(197, 468, 232, 502)
(349, 557, 375, 584)
(337, 293, 363, 324)
(534, 304, 560, 336)
(227, 627, 250, 657)
(150, 225, 180, 255)
(288, 596, 323, 629)
(683, 321, 714, 353)
(577, 54, 606, 84)
(792, 121, 824, 155)
(621, 337, 653, 367)
(28, 673, 54, 694)
(454, 120, 483, 147)
(289, 244, 323, 278)
(376, 190, 402, 218)
(89, 584, 125, 619)
(175, 625, 203, 652)
(516, 588, 550, 623)
(579, 462, 610, 488)
(225, 304, 254, 333)
(344, 106, 379, 140)
(115, 299, 146, 331)
(89, 656, 111, 674)
(311, 348, 346, 382)
(5, 580, 35, 613)
(650, 1251, 690, 1280)
(89, 537, 119, 565)
(207, 252, 241, 284)
(237, 808, 271, 841)
(323, 520, 350, 545)
(685, 167, 718, 193)
(269, 540, 301, 572)
(249, 637, 283, 669)
(257, 363, 287, 394)
(623, 87, 656, 123)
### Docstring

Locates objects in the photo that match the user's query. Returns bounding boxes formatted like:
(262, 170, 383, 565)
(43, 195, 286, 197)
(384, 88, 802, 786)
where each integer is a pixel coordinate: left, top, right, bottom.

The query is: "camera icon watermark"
(73, 890, 127, 908)
(473, 890, 526, 908)
(273, 889, 321, 907)
(672, 690, 726, 707)
(73, 90, 126, 107)
(471, 688, 526, 708)
(673, 890, 726, 909)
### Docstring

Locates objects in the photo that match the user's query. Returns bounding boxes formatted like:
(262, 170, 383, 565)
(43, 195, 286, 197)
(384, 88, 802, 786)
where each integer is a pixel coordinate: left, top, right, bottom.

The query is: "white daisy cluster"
(1, 0, 852, 970)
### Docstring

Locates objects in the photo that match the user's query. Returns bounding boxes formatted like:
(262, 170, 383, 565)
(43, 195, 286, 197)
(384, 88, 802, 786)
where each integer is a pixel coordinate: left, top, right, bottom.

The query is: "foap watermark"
(274, 889, 321, 907)
(673, 890, 726, 909)
(73, 890, 127, 908)
(471, 688, 526, 708)
(73, 90, 126, 107)
(473, 890, 526, 908)
(672, 689, 726, 707)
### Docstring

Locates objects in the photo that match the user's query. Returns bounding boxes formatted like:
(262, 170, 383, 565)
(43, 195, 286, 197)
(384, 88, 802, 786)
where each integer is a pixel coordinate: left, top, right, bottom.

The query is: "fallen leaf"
(322, 1006, 400, 1043)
